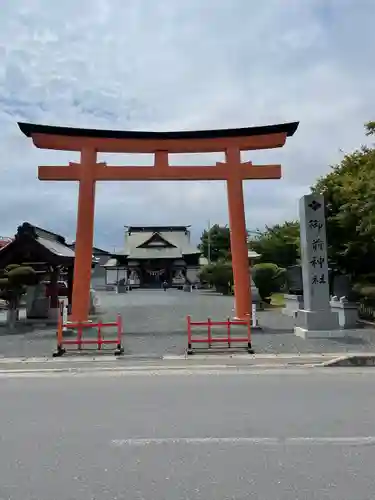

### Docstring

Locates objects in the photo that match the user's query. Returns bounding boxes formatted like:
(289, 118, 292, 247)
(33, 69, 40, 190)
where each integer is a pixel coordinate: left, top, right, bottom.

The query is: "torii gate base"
(19, 121, 298, 324)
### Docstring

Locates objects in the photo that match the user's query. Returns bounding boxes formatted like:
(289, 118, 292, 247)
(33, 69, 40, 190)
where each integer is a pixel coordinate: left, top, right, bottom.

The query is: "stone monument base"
(282, 294, 304, 317)
(294, 309, 341, 339)
(330, 298, 359, 329)
(294, 326, 347, 339)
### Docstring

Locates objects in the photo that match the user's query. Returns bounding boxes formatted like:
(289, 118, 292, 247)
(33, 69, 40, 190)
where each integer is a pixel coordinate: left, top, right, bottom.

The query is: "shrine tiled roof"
(124, 227, 200, 260)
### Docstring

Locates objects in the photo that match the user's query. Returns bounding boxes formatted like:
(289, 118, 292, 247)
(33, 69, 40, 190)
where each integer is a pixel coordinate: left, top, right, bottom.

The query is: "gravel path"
(0, 289, 374, 357)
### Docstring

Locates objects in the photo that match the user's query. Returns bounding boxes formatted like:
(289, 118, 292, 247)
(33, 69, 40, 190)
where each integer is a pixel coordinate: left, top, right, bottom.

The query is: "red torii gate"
(18, 121, 298, 323)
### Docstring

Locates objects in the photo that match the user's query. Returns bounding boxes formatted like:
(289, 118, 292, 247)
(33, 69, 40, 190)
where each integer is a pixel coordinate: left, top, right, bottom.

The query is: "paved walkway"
(0, 289, 375, 358)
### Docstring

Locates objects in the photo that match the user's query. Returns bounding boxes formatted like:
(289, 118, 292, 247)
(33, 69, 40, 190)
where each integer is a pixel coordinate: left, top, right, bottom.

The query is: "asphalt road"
(1, 368, 375, 499)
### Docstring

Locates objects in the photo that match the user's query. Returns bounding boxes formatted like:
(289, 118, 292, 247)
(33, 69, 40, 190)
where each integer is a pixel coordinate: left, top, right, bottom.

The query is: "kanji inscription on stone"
(299, 194, 330, 311)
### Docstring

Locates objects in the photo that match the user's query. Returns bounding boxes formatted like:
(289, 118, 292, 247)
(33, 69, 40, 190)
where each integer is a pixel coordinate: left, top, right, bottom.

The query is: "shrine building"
(103, 225, 206, 288)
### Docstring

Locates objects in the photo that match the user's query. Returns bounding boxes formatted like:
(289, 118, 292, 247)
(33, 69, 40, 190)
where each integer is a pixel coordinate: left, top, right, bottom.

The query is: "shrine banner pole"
(71, 148, 97, 322)
(226, 148, 251, 320)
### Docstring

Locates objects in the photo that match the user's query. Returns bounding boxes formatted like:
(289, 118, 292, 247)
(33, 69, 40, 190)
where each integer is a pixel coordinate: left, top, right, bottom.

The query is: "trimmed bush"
(0, 265, 38, 305)
(198, 263, 216, 286)
(211, 262, 233, 294)
(7, 266, 38, 287)
(253, 263, 286, 301)
(199, 261, 233, 294)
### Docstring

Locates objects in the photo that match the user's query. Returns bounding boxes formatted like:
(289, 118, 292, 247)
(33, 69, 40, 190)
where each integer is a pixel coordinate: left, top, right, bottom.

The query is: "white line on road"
(111, 436, 375, 447)
(1, 367, 375, 378)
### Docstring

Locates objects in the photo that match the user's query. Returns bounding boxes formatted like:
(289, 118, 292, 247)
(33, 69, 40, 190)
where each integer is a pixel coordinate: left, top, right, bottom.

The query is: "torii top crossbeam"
(18, 121, 298, 152)
(18, 121, 298, 182)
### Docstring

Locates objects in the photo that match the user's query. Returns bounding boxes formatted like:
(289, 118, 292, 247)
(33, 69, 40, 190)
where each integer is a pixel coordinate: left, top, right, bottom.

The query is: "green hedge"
(199, 261, 286, 298)
(252, 263, 286, 301)
(199, 262, 233, 294)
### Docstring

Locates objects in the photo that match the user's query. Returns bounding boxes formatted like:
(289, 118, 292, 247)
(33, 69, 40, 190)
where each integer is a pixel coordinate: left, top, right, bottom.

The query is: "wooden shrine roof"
(0, 223, 75, 269)
(19, 121, 299, 141)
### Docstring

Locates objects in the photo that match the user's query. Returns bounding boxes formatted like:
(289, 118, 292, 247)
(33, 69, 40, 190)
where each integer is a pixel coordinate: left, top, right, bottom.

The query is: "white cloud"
(0, 0, 374, 247)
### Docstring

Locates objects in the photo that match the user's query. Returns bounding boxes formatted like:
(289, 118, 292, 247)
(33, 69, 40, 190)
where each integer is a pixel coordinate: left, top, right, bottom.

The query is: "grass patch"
(269, 293, 285, 308)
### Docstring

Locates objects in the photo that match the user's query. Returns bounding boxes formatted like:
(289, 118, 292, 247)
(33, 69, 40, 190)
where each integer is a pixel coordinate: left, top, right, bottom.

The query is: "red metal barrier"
(53, 307, 124, 357)
(187, 316, 254, 354)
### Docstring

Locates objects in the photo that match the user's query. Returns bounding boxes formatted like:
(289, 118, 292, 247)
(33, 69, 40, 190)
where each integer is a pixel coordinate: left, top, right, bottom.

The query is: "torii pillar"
(225, 148, 251, 319)
(72, 147, 97, 322)
(17, 121, 299, 324)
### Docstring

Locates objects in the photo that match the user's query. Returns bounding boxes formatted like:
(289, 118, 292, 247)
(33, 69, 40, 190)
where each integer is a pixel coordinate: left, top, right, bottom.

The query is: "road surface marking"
(111, 436, 375, 447)
(1, 367, 375, 378)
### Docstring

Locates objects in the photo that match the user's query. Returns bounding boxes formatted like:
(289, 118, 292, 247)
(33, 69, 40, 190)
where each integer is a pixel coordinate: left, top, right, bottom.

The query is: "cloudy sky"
(1, 0, 374, 250)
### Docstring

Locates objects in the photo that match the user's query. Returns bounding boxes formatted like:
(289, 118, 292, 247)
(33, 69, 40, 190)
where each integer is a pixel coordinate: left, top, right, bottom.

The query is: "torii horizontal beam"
(38, 163, 282, 181)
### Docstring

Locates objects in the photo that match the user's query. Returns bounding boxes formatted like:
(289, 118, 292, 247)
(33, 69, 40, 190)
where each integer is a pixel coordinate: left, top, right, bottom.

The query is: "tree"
(312, 121, 375, 279)
(199, 224, 231, 262)
(0, 264, 38, 329)
(248, 221, 300, 269)
(365, 121, 375, 136)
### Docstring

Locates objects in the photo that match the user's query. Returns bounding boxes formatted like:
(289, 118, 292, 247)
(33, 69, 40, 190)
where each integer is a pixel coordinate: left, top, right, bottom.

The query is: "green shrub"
(5, 264, 20, 272)
(7, 266, 38, 287)
(0, 265, 38, 306)
(199, 261, 233, 294)
(198, 263, 216, 286)
(211, 262, 233, 294)
(253, 263, 286, 300)
(352, 283, 375, 304)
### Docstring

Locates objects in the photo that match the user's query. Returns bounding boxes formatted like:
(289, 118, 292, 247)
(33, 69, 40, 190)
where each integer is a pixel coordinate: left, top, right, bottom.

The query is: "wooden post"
(71, 148, 96, 322)
(67, 265, 73, 313)
(226, 148, 251, 320)
(49, 266, 59, 309)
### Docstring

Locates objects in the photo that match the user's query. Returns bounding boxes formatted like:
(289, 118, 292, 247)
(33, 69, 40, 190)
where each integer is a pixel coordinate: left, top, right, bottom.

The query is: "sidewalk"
(1, 352, 375, 375)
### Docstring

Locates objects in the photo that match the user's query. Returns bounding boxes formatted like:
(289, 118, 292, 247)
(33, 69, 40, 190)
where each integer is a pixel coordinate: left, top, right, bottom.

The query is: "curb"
(322, 355, 375, 367)
(162, 352, 361, 361)
(0, 363, 332, 377)
(1, 353, 375, 366)
(0, 352, 369, 364)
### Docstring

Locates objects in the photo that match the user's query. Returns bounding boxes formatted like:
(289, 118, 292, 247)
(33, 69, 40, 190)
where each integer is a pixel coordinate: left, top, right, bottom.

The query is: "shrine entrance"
(141, 260, 171, 288)
(18, 121, 298, 323)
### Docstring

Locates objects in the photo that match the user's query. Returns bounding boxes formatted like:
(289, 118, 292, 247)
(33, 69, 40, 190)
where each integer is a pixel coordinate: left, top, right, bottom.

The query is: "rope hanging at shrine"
(146, 269, 165, 277)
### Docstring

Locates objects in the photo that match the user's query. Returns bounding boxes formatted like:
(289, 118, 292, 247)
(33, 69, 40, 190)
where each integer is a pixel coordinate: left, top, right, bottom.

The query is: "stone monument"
(26, 283, 50, 319)
(294, 194, 341, 338)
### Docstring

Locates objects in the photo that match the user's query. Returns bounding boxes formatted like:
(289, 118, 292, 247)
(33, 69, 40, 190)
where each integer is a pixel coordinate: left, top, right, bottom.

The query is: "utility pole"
(207, 219, 211, 264)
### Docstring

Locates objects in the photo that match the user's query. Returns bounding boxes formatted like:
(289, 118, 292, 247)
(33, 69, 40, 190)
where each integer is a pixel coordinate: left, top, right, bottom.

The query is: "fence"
(187, 315, 254, 354)
(358, 301, 375, 322)
(54, 305, 124, 356)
